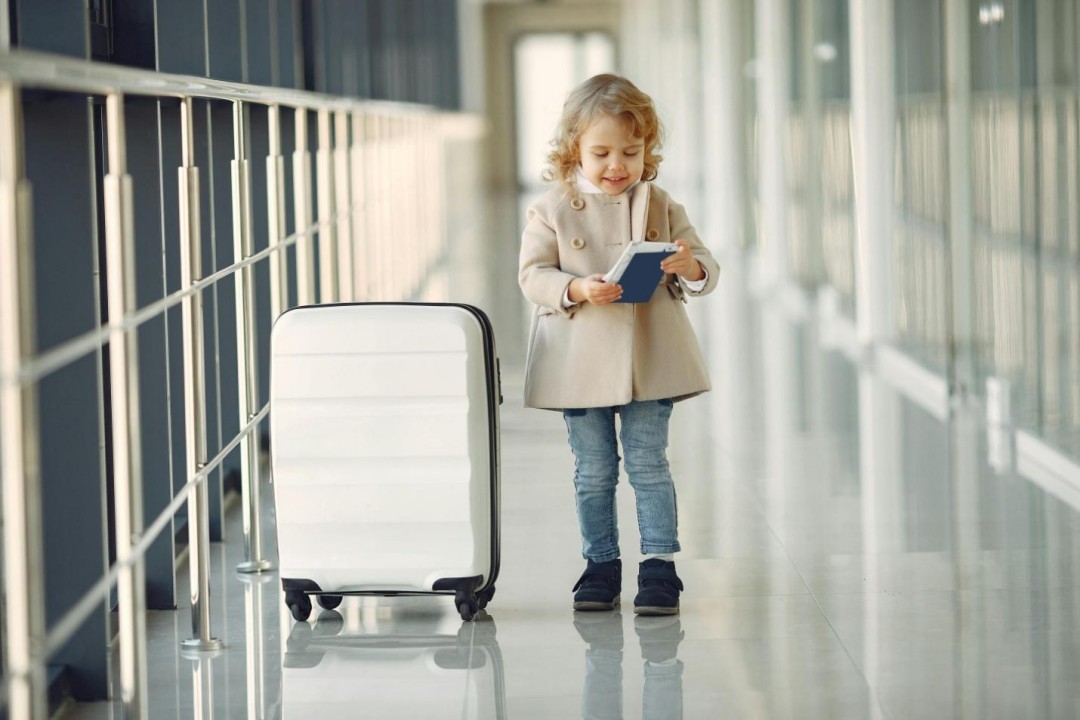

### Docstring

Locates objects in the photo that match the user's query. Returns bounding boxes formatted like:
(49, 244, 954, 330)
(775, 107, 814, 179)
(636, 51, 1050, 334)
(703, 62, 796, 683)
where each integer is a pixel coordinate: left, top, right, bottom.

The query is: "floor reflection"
(240, 573, 275, 720)
(280, 602, 505, 719)
(574, 611, 685, 720)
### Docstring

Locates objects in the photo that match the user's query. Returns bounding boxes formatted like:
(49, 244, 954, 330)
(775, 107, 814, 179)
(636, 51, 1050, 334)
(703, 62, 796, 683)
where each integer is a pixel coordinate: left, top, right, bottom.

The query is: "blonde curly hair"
(542, 74, 664, 194)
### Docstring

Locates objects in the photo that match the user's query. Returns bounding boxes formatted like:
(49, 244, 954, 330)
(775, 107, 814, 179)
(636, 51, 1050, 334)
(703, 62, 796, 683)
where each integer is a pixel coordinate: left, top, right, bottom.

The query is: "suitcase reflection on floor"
(574, 612, 685, 720)
(281, 599, 506, 719)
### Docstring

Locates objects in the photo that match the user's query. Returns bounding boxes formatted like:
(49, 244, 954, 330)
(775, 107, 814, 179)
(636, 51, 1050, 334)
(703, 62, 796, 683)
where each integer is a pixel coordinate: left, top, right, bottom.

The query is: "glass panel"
(1032, 2, 1075, 455)
(817, 0, 855, 315)
(1029, 2, 1080, 455)
(970, 0, 1027, 433)
(786, 0, 853, 294)
(970, 0, 1079, 456)
(819, 103, 855, 311)
(893, 0, 949, 373)
(744, 0, 759, 253)
(786, 0, 810, 283)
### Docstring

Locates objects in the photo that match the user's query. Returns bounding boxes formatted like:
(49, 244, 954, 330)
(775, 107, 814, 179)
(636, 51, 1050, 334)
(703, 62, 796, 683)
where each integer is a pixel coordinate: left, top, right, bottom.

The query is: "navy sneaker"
(572, 558, 622, 611)
(633, 559, 683, 616)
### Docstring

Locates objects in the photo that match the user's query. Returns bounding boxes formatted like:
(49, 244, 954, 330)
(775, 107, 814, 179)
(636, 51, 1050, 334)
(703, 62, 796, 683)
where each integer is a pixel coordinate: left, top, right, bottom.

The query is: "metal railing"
(0, 48, 482, 718)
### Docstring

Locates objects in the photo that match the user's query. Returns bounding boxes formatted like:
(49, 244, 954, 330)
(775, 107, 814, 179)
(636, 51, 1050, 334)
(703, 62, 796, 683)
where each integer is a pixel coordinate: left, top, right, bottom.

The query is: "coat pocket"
(665, 281, 687, 304)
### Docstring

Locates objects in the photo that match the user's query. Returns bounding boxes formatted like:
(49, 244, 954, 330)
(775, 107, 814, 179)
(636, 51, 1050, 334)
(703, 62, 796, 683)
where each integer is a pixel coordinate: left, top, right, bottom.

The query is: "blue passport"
(602, 242, 678, 303)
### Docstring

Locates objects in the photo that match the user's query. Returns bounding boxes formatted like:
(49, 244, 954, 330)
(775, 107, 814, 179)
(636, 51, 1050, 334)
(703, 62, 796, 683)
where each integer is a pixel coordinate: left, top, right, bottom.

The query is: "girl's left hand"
(660, 239, 704, 281)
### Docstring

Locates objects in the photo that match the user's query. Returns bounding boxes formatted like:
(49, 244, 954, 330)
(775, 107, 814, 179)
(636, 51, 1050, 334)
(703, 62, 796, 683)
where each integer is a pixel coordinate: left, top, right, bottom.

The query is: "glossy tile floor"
(65, 249, 1080, 719)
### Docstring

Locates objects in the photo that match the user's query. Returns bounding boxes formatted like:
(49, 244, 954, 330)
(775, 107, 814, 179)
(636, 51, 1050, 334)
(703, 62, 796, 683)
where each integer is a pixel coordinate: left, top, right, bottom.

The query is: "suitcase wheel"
(477, 585, 495, 610)
(455, 590, 479, 622)
(457, 599, 479, 622)
(286, 590, 313, 622)
(317, 594, 343, 611)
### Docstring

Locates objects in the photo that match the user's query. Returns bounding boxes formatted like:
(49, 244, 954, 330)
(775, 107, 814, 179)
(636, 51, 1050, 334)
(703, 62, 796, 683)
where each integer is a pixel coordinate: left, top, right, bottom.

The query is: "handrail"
(0, 48, 434, 114)
(42, 403, 270, 660)
(5, 217, 320, 387)
(0, 45, 485, 718)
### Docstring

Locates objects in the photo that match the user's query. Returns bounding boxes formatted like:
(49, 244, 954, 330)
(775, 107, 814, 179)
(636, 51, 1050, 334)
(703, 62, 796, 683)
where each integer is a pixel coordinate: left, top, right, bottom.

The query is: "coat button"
(646, 227, 660, 241)
(570, 237, 586, 249)
(570, 197, 585, 210)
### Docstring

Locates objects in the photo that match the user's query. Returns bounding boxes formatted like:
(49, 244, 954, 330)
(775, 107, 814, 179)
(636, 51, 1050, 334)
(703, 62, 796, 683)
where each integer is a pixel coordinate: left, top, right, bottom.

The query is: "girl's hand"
(569, 274, 623, 305)
(660, 239, 704, 281)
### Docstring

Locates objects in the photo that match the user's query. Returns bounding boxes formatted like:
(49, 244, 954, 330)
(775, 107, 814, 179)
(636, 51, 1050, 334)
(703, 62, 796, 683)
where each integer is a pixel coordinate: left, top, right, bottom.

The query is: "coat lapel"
(630, 182, 651, 245)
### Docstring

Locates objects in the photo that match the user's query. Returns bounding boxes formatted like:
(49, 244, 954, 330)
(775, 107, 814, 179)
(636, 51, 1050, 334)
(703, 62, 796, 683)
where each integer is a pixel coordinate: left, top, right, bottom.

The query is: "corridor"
(1, 1, 1079, 718)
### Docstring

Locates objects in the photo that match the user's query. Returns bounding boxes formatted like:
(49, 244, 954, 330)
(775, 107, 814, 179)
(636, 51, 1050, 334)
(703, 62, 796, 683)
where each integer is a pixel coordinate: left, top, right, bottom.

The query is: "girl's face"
(577, 114, 645, 195)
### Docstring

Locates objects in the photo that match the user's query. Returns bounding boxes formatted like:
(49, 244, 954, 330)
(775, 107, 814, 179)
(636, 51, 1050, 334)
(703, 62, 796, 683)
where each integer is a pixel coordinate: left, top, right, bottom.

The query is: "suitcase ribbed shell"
(270, 303, 499, 593)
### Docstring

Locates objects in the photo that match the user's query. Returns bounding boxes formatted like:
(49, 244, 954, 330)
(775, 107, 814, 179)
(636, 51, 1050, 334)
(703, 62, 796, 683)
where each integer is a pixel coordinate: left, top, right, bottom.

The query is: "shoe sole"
(573, 596, 620, 611)
(633, 605, 679, 616)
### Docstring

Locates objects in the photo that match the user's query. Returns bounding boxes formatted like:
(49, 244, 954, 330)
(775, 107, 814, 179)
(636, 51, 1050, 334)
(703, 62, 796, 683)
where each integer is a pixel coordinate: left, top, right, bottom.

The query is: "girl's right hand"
(569, 274, 623, 305)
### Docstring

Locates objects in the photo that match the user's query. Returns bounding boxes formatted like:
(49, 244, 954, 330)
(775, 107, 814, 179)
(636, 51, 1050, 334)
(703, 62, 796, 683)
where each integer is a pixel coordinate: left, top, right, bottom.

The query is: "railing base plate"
(180, 638, 224, 657)
(236, 559, 273, 574)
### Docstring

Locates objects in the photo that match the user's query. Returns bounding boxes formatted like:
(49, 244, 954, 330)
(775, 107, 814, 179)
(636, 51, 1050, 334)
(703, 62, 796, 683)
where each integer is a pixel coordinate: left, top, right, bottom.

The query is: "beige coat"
(518, 182, 719, 410)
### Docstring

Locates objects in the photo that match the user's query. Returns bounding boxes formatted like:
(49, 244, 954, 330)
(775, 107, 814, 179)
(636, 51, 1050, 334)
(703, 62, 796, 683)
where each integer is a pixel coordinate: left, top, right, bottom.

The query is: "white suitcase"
(270, 303, 501, 621)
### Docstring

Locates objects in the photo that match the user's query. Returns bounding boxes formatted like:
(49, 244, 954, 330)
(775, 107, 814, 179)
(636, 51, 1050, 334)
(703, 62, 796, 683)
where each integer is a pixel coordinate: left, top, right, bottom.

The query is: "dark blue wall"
(124, 98, 179, 611)
(14, 0, 109, 703)
(24, 95, 110, 702)
(303, 0, 461, 108)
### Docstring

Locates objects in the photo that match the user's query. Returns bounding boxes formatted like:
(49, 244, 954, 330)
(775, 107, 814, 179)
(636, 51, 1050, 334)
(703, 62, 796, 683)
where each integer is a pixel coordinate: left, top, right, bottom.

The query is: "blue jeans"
(563, 399, 680, 562)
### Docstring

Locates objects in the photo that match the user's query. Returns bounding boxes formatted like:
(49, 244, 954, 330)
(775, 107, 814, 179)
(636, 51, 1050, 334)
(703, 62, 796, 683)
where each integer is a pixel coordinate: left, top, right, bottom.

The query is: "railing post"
(104, 91, 150, 718)
(232, 100, 272, 575)
(850, 0, 897, 348)
(178, 97, 224, 653)
(0, 80, 48, 720)
(416, 115, 426, 298)
(363, 113, 380, 300)
(316, 108, 338, 303)
(267, 104, 288, 319)
(350, 111, 366, 300)
(402, 115, 416, 296)
(430, 115, 446, 289)
(380, 115, 393, 299)
(755, 0, 792, 292)
(333, 110, 354, 302)
(292, 108, 315, 306)
(403, 115, 413, 299)
(414, 115, 426, 292)
(944, 0, 976, 399)
(423, 113, 436, 293)
(370, 113, 386, 300)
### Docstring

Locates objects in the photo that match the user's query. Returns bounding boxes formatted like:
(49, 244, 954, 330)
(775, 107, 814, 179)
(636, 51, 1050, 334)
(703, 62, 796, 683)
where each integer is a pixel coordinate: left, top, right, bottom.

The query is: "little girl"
(518, 74, 718, 615)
